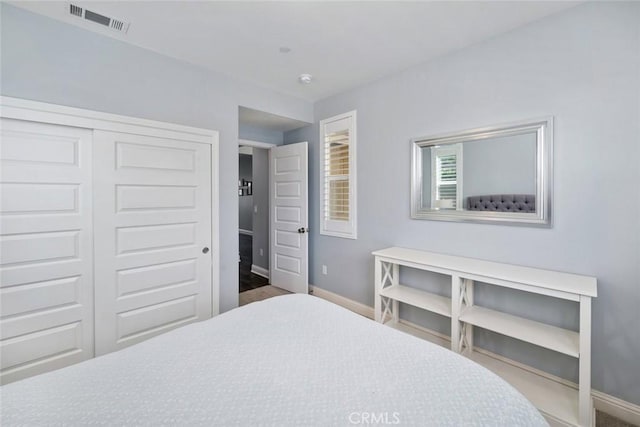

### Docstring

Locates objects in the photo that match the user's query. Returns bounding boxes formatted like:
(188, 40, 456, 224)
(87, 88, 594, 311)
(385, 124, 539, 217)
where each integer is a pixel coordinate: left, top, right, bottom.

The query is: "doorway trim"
(238, 138, 277, 149)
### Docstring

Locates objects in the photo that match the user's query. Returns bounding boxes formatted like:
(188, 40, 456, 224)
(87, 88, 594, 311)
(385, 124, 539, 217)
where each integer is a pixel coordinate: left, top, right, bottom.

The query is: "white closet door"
(0, 118, 94, 384)
(93, 131, 212, 356)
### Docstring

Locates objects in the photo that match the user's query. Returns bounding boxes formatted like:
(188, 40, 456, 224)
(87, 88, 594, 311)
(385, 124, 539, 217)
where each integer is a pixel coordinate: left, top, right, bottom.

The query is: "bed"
(0, 295, 547, 426)
(466, 194, 536, 213)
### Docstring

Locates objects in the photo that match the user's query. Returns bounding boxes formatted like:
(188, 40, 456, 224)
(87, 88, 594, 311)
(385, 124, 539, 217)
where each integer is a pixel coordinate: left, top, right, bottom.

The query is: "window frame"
(430, 143, 463, 210)
(319, 110, 357, 239)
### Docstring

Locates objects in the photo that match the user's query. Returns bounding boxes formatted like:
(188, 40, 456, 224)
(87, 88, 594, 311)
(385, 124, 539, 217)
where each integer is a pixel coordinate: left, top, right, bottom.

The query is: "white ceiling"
(11, 1, 579, 103)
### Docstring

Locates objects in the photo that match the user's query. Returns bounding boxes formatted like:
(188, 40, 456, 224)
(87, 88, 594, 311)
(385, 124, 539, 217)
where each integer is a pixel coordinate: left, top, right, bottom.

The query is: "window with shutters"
(319, 111, 357, 239)
(430, 144, 463, 210)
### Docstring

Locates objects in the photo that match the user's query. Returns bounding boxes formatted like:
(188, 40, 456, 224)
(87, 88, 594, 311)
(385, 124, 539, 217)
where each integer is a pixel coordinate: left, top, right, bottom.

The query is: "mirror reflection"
(421, 132, 536, 212)
(411, 118, 552, 226)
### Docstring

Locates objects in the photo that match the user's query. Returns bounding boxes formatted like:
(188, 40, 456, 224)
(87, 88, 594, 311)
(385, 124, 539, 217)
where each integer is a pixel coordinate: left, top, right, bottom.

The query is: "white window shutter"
(319, 111, 357, 239)
(431, 144, 463, 210)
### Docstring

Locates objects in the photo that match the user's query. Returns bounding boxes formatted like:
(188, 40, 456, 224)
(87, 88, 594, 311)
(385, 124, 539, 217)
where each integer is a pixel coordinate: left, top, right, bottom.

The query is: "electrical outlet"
(254, 205, 258, 213)
(259, 248, 263, 256)
(322, 265, 328, 275)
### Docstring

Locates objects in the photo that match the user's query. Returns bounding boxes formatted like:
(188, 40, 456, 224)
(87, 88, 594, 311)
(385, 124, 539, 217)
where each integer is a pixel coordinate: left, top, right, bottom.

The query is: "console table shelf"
(459, 306, 580, 357)
(373, 247, 597, 427)
(379, 285, 451, 318)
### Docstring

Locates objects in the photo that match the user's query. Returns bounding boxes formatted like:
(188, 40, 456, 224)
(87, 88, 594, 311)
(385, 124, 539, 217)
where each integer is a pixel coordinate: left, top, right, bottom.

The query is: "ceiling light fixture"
(298, 74, 313, 84)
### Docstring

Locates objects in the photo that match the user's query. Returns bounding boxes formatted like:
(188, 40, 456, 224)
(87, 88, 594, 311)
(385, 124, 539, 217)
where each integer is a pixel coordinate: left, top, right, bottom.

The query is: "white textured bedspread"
(1, 294, 547, 426)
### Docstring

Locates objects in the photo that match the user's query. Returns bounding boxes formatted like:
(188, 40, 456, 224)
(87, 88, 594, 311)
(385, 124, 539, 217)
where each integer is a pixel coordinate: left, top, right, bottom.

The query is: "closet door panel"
(0, 119, 94, 384)
(93, 131, 212, 356)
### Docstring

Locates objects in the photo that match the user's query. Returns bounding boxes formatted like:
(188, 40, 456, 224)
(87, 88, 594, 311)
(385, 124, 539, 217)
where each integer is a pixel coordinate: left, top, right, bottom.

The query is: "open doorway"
(237, 106, 310, 305)
(238, 145, 269, 293)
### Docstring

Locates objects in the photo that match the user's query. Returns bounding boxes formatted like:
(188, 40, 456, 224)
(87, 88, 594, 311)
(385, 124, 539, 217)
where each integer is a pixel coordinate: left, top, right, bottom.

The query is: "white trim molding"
(238, 138, 277, 149)
(251, 265, 269, 279)
(309, 285, 640, 426)
(309, 285, 373, 319)
(238, 146, 254, 155)
(592, 391, 640, 427)
(1, 96, 216, 142)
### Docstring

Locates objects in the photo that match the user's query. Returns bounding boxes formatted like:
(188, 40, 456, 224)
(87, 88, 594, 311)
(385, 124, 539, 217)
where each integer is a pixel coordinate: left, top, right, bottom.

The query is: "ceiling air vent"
(69, 4, 82, 17)
(68, 3, 130, 34)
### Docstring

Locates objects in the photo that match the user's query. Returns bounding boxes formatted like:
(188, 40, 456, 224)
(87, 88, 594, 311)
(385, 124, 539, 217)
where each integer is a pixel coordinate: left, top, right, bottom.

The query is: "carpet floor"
(596, 411, 637, 427)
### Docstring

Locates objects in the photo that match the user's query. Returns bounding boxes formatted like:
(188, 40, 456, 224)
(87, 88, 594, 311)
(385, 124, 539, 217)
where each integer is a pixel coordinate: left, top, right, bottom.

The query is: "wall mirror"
(411, 117, 552, 226)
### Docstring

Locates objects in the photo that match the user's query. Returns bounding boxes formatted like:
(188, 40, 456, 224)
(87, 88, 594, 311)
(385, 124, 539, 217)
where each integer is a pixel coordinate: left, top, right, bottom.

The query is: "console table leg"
(579, 295, 592, 427)
(391, 264, 399, 323)
(451, 275, 462, 353)
(463, 279, 474, 355)
(374, 258, 382, 323)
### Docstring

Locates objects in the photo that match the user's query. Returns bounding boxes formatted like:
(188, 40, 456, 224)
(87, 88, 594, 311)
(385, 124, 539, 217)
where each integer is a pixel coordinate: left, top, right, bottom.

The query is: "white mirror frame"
(411, 117, 553, 227)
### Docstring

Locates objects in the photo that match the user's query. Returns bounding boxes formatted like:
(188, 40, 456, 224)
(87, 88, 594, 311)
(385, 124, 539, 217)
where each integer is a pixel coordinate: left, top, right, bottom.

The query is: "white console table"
(373, 247, 597, 427)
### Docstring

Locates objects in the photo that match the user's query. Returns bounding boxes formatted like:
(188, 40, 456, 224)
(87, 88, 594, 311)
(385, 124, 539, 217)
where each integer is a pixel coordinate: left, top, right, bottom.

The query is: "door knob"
(202, 247, 210, 254)
(297, 227, 309, 234)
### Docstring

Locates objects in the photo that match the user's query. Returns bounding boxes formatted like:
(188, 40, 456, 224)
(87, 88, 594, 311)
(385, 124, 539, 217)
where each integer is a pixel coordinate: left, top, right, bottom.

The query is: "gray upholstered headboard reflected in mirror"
(466, 194, 536, 213)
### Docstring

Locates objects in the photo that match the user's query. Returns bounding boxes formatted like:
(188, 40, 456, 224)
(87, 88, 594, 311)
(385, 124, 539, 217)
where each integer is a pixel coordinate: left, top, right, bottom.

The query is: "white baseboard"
(592, 390, 640, 426)
(251, 264, 269, 279)
(308, 285, 640, 425)
(309, 285, 374, 319)
(239, 228, 253, 236)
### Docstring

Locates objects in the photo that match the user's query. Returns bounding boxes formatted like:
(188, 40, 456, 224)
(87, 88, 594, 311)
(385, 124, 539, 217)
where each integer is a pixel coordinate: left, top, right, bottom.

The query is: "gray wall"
(239, 123, 284, 145)
(238, 154, 253, 232)
(462, 133, 537, 199)
(0, 3, 313, 313)
(252, 148, 270, 270)
(286, 2, 640, 404)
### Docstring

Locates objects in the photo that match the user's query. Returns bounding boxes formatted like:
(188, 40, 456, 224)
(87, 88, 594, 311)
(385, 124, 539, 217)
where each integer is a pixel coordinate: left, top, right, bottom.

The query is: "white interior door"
(269, 142, 308, 294)
(93, 130, 212, 356)
(0, 118, 94, 384)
